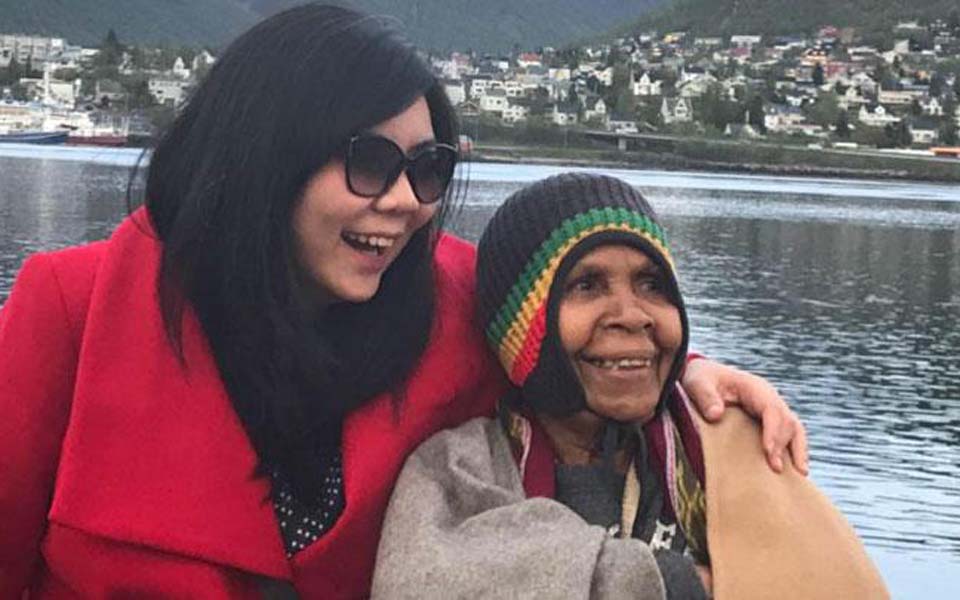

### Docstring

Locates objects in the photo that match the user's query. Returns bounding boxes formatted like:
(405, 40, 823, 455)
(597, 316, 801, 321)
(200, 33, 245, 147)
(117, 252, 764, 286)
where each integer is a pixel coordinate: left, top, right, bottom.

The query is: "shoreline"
(469, 142, 960, 184)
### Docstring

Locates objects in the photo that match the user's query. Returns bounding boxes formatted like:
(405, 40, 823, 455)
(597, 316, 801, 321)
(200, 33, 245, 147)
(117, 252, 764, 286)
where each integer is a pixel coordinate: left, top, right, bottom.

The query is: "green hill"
(0, 0, 259, 47)
(0, 0, 665, 51)
(241, 1, 665, 52)
(623, 0, 959, 37)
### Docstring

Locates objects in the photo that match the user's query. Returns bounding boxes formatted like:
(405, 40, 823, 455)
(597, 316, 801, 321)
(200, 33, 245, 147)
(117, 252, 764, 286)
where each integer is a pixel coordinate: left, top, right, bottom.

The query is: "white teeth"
(343, 232, 396, 250)
(586, 357, 652, 370)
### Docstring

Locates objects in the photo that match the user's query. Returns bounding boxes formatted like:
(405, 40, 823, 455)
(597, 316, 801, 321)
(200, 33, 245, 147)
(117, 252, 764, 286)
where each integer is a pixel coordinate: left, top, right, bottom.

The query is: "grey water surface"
(2, 145, 959, 598)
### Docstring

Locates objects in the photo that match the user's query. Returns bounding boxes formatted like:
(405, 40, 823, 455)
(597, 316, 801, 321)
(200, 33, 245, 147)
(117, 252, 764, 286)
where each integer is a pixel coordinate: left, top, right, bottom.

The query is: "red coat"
(0, 210, 504, 599)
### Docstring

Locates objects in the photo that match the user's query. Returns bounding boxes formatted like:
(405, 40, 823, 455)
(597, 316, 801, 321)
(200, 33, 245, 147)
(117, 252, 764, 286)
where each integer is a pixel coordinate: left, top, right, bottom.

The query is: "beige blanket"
(697, 409, 889, 599)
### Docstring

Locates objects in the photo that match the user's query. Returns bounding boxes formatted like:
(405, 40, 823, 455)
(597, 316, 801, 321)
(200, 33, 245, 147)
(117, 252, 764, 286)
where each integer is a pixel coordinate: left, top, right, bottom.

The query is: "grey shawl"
(372, 417, 666, 600)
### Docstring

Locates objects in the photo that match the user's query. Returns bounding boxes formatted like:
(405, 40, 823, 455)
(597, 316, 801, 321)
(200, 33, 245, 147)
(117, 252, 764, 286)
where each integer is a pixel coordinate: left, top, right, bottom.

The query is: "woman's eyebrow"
(567, 264, 605, 279)
(407, 138, 438, 154)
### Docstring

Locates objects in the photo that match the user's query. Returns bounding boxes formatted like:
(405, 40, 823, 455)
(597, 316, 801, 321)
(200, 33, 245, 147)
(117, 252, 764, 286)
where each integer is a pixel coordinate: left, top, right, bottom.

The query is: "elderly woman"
(373, 173, 887, 599)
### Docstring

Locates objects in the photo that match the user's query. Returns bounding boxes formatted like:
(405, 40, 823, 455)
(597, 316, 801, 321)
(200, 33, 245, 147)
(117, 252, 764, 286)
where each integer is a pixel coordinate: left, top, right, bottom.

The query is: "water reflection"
(2, 157, 958, 597)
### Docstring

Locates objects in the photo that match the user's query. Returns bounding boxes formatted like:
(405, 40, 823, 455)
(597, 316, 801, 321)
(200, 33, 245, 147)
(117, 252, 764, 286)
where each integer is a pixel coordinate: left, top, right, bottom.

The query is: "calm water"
(2, 145, 959, 597)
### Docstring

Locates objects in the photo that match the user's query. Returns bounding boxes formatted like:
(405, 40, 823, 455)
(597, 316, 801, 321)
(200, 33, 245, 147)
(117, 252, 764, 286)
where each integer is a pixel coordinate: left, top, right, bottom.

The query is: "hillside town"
(434, 18, 960, 154)
(0, 31, 214, 144)
(2, 16, 960, 154)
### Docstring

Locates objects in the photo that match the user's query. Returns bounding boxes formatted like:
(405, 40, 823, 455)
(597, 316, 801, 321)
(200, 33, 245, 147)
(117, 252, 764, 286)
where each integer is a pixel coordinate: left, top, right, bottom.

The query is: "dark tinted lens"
(347, 137, 404, 197)
(409, 146, 456, 204)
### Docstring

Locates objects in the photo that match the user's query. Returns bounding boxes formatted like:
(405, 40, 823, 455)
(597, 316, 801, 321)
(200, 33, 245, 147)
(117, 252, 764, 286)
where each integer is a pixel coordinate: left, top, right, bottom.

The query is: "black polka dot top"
(271, 451, 345, 557)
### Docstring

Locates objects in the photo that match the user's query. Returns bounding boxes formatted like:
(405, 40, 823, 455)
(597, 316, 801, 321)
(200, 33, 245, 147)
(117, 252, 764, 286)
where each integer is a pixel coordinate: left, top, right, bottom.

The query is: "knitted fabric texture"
(476, 172, 688, 417)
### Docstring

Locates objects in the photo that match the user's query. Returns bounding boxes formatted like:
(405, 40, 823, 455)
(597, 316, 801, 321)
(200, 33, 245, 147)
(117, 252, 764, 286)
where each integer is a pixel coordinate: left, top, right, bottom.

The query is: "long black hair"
(143, 4, 459, 502)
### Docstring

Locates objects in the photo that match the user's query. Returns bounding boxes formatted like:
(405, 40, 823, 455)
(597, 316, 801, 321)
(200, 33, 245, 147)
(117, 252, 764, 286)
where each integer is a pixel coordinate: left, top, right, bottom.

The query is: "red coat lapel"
(49, 211, 290, 580)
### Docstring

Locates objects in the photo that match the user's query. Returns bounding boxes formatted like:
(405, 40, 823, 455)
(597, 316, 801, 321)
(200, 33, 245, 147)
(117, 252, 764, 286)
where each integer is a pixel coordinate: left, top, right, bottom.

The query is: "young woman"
(373, 173, 887, 599)
(1, 6, 804, 598)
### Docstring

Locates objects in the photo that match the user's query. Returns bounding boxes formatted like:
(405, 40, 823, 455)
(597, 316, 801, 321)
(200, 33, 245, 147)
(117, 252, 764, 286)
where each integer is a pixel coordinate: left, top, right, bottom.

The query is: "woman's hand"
(681, 357, 809, 475)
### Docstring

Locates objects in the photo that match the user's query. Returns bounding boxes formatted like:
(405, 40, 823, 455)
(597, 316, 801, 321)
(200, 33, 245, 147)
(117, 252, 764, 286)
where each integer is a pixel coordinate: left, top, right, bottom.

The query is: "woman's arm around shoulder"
(373, 417, 667, 600)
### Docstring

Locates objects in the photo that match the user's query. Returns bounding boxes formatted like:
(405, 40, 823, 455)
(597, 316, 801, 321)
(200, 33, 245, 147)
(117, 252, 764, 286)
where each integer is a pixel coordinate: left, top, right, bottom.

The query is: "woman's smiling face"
(292, 96, 439, 306)
(557, 244, 683, 424)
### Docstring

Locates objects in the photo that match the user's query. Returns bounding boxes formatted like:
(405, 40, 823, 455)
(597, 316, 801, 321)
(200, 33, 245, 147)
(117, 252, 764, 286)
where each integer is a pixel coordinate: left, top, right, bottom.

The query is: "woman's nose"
(604, 288, 653, 331)
(373, 171, 420, 213)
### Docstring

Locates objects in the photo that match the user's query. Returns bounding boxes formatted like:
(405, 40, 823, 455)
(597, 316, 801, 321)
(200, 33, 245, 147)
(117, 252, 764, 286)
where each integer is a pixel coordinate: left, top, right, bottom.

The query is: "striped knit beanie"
(476, 172, 689, 417)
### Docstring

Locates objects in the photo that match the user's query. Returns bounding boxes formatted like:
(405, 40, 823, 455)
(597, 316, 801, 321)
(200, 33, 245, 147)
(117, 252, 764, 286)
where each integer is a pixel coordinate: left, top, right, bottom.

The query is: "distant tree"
(940, 119, 958, 145)
(586, 74, 601, 94)
(835, 110, 851, 138)
(805, 91, 840, 127)
(96, 29, 124, 68)
(812, 63, 825, 86)
(696, 83, 741, 132)
(747, 95, 766, 134)
(635, 99, 663, 129)
(0, 57, 23, 86)
(53, 68, 78, 81)
(9, 81, 29, 101)
(944, 94, 958, 120)
(941, 95, 958, 145)
(883, 120, 911, 148)
(24, 57, 41, 78)
(929, 72, 945, 98)
(125, 78, 154, 109)
(609, 64, 636, 116)
(949, 9, 960, 32)
(953, 76, 960, 97)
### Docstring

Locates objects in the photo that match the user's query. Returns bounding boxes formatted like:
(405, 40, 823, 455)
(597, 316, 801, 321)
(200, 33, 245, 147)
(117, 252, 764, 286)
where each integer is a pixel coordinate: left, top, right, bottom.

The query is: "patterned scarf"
(500, 384, 709, 565)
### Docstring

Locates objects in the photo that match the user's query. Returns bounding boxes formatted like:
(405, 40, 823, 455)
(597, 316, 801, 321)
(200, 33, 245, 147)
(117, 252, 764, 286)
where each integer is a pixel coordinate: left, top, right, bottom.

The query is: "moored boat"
(65, 133, 129, 147)
(0, 130, 69, 144)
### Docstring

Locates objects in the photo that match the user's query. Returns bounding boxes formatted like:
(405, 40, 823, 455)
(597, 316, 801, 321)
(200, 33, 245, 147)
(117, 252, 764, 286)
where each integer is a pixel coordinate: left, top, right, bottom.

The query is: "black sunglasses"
(344, 134, 458, 205)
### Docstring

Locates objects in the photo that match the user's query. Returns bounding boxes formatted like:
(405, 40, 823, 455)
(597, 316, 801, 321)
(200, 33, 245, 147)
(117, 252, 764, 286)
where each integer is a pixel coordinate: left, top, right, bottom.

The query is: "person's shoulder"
(11, 241, 106, 297)
(434, 232, 477, 290)
(432, 233, 480, 324)
(413, 416, 499, 461)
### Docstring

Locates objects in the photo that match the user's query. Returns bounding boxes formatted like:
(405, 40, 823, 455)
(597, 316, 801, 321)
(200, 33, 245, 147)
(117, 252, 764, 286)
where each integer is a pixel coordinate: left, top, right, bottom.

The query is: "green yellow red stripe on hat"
(485, 206, 674, 385)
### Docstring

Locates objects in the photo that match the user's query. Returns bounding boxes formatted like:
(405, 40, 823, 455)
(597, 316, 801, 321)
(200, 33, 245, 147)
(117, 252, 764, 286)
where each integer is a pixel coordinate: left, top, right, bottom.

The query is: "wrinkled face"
(558, 244, 683, 424)
(293, 96, 439, 305)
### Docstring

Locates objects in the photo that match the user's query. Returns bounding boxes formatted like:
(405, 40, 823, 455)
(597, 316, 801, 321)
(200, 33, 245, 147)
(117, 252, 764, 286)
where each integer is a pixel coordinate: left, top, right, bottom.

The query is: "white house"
(764, 105, 807, 133)
(607, 114, 638, 134)
(148, 77, 190, 106)
(171, 57, 190, 79)
(910, 122, 938, 145)
(503, 80, 525, 98)
(443, 80, 466, 106)
(858, 105, 900, 127)
(661, 97, 693, 124)
(730, 35, 763, 49)
(468, 76, 495, 99)
(838, 85, 868, 110)
(878, 89, 926, 105)
(0, 34, 66, 68)
(920, 97, 943, 116)
(632, 71, 662, 97)
(501, 98, 529, 124)
(582, 96, 607, 123)
(849, 72, 878, 94)
(479, 88, 508, 115)
(192, 50, 216, 72)
(552, 102, 579, 126)
(517, 52, 542, 68)
(678, 74, 716, 98)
